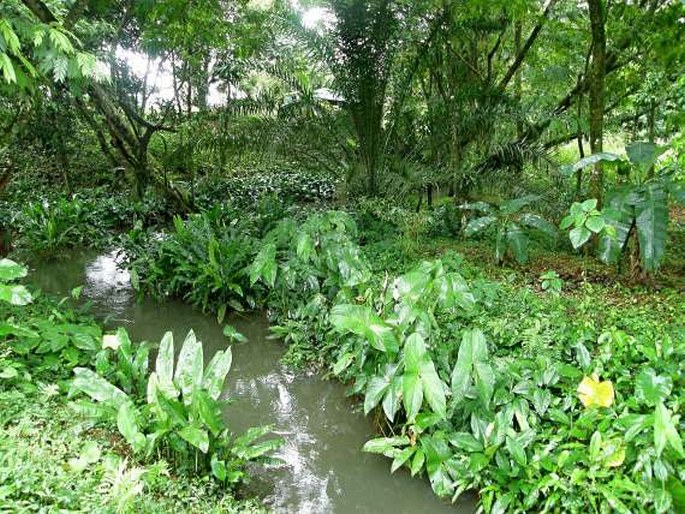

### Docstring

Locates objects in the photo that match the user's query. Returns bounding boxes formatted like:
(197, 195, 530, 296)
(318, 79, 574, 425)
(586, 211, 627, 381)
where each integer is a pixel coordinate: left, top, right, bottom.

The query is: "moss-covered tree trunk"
(587, 0, 606, 208)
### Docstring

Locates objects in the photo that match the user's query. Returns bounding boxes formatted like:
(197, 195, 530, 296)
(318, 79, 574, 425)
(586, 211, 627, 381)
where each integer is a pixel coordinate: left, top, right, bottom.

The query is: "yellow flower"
(577, 373, 614, 408)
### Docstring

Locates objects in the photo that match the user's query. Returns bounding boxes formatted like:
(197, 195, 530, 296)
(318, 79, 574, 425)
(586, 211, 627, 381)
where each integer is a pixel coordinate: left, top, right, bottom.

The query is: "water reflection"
(30, 249, 475, 514)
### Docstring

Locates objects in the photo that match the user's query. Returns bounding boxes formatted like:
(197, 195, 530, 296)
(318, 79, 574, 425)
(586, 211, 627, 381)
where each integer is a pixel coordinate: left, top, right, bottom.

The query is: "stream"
(30, 249, 475, 514)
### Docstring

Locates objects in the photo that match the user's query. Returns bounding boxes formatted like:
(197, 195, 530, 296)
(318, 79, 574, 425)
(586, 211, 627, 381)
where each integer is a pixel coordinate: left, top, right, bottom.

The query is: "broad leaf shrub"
(8, 187, 171, 254)
(125, 206, 685, 512)
(1, 258, 103, 388)
(71, 328, 283, 485)
(460, 195, 557, 265)
(194, 167, 338, 209)
(563, 143, 685, 275)
(125, 207, 261, 320)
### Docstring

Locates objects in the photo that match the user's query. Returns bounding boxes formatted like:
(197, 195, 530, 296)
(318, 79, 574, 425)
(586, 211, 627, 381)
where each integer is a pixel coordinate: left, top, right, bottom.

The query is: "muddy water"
(30, 250, 475, 514)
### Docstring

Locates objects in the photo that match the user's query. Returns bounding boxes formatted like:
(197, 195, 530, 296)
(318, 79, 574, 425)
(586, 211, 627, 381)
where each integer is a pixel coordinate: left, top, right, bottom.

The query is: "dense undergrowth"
(119, 195, 684, 513)
(0, 259, 279, 512)
(2, 163, 684, 513)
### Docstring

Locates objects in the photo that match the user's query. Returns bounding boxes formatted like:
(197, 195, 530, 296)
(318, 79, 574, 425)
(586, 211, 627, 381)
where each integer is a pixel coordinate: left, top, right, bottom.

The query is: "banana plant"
(72, 328, 282, 484)
(460, 195, 557, 265)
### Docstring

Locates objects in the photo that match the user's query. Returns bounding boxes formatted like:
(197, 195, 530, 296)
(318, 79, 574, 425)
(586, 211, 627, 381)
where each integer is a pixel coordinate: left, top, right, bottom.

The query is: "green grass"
(0, 390, 266, 514)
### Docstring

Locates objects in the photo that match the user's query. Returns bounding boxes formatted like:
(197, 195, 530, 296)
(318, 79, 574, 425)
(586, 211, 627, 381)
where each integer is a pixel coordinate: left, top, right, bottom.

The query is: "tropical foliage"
(1, 0, 684, 511)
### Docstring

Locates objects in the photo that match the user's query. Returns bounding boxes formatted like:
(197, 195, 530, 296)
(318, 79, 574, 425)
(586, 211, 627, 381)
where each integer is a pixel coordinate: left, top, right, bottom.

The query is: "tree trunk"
(575, 93, 585, 199)
(587, 0, 606, 208)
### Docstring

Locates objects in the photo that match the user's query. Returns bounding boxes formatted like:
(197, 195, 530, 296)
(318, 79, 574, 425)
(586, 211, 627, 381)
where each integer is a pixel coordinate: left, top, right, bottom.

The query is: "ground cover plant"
(1, 0, 684, 511)
(0, 259, 280, 512)
(122, 204, 684, 513)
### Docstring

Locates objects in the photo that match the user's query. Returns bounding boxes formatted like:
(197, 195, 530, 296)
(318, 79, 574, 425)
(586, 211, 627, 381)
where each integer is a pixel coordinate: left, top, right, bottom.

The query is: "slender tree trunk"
(575, 93, 585, 199)
(647, 99, 657, 178)
(0, 169, 12, 256)
(514, 21, 523, 137)
(587, 0, 606, 208)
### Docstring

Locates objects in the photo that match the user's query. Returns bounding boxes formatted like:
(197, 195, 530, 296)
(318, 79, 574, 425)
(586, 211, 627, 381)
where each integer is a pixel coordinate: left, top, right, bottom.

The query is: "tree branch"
(498, 0, 559, 91)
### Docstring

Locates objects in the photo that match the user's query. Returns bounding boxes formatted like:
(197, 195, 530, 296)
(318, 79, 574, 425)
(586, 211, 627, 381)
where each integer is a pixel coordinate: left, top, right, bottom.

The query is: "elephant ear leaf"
(465, 215, 496, 237)
(569, 152, 620, 174)
(73, 367, 128, 407)
(174, 330, 204, 401)
(203, 347, 233, 401)
(0, 259, 27, 282)
(634, 183, 668, 272)
(155, 331, 177, 398)
(506, 223, 528, 264)
(598, 188, 633, 264)
(519, 213, 557, 239)
(626, 142, 664, 174)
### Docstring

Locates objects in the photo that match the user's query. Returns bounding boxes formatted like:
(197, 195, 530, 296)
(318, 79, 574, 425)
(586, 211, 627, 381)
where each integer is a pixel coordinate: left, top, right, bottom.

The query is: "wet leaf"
(635, 368, 672, 406)
(654, 402, 684, 458)
(577, 374, 614, 408)
(178, 425, 209, 453)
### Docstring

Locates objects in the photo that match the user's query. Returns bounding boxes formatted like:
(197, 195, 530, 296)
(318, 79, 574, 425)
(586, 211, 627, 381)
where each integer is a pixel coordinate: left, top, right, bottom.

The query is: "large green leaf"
(178, 425, 210, 453)
(193, 389, 224, 436)
(626, 142, 664, 174)
(654, 402, 684, 458)
(364, 376, 390, 415)
(296, 232, 314, 262)
(382, 375, 402, 422)
(403, 333, 426, 373)
(566, 152, 620, 174)
(519, 213, 557, 238)
(234, 438, 284, 460)
(249, 243, 277, 286)
(634, 183, 668, 272)
(0, 284, 32, 305)
(174, 330, 204, 401)
(419, 359, 446, 419)
(73, 367, 128, 407)
(449, 433, 483, 452)
(451, 331, 475, 400)
(329, 304, 398, 353)
(153, 388, 188, 427)
(501, 194, 539, 215)
(202, 347, 233, 400)
(115, 327, 133, 362)
(506, 223, 528, 264)
(391, 446, 416, 473)
(451, 329, 488, 404)
(459, 201, 492, 213)
(598, 188, 634, 264)
(0, 258, 27, 282)
(464, 215, 496, 237)
(474, 361, 495, 408)
(117, 402, 146, 453)
(569, 226, 592, 249)
(506, 435, 527, 466)
(635, 368, 672, 406)
(362, 436, 409, 455)
(494, 227, 507, 264)
(156, 332, 175, 387)
(154, 332, 177, 399)
(403, 371, 423, 422)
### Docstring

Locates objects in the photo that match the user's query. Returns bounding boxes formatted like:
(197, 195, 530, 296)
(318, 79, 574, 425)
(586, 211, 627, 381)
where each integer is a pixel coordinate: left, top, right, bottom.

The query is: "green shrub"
(71, 328, 283, 485)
